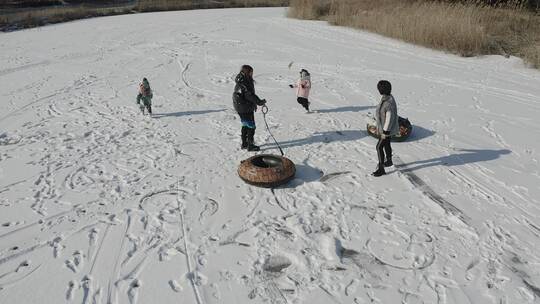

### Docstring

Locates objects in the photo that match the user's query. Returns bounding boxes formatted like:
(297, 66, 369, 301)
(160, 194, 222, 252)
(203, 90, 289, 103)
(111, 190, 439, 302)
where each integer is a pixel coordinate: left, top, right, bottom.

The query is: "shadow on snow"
(151, 109, 225, 118)
(262, 129, 366, 150)
(398, 148, 512, 172)
(315, 105, 375, 113)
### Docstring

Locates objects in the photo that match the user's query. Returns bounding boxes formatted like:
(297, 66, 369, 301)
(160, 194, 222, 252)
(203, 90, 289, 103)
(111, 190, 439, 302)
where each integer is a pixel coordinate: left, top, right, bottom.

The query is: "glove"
(381, 131, 390, 139)
(289, 84, 294, 88)
(261, 99, 267, 104)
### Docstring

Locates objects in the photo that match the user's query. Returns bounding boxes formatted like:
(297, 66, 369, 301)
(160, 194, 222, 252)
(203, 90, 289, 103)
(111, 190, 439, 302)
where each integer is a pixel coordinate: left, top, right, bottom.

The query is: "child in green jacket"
(137, 78, 153, 115)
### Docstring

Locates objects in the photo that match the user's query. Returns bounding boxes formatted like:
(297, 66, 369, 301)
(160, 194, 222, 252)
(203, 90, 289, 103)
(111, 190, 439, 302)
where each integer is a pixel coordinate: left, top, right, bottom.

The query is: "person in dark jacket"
(372, 80, 399, 177)
(136, 78, 153, 115)
(232, 65, 266, 151)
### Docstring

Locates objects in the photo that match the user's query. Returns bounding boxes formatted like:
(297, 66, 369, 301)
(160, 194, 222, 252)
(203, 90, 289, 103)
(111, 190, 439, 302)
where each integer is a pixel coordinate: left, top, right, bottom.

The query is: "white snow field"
(1, 7, 540, 304)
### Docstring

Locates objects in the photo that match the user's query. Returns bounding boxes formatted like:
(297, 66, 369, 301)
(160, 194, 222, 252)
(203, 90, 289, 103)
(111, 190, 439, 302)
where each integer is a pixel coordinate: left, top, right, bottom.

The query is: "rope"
(261, 105, 284, 156)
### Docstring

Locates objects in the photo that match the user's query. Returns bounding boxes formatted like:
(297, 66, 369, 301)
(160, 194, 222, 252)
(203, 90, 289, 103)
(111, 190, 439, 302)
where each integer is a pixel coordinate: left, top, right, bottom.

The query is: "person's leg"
(246, 127, 258, 151)
(244, 112, 259, 151)
(297, 97, 309, 111)
(376, 138, 386, 166)
(304, 98, 310, 111)
(239, 113, 250, 149)
(241, 126, 249, 149)
(373, 137, 388, 176)
(239, 113, 258, 150)
(384, 140, 393, 166)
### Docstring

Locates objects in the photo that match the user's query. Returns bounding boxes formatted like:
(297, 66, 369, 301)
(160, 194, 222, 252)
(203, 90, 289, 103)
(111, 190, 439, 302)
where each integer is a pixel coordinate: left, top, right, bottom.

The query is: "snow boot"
(384, 158, 393, 167)
(248, 144, 260, 152)
(371, 165, 386, 177)
(247, 143, 260, 152)
(247, 128, 260, 152)
(241, 126, 249, 149)
(146, 104, 152, 115)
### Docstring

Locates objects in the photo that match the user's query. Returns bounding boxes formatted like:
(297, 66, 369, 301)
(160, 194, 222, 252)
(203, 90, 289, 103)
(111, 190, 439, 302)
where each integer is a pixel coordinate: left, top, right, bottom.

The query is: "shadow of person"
(398, 148, 511, 172)
(316, 105, 375, 113)
(151, 109, 225, 118)
(262, 130, 366, 150)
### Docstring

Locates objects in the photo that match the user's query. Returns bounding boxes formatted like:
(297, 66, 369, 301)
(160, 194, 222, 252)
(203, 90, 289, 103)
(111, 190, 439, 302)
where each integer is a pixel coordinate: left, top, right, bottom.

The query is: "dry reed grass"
(1, 5, 134, 29)
(136, 0, 288, 11)
(288, 0, 540, 68)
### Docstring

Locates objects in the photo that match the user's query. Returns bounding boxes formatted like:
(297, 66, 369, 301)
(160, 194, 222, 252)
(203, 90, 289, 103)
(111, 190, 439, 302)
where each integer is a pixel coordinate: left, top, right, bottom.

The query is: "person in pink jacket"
(289, 69, 311, 112)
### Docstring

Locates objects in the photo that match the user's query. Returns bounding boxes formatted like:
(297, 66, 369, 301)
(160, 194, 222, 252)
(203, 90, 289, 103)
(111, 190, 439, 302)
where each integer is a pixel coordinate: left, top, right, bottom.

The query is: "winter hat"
(300, 69, 310, 80)
(142, 78, 150, 88)
(241, 65, 254, 76)
(377, 80, 392, 95)
(140, 78, 151, 95)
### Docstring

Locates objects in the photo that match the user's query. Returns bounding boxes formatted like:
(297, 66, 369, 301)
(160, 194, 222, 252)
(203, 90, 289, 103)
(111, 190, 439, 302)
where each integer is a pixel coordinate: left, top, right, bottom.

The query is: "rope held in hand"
(261, 104, 284, 156)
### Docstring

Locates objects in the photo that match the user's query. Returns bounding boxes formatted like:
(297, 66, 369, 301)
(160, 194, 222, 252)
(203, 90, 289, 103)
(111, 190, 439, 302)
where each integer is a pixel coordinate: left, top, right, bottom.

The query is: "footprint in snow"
(66, 280, 77, 301)
(65, 251, 84, 273)
(169, 280, 183, 292)
(263, 255, 292, 273)
(128, 279, 141, 304)
(199, 198, 219, 222)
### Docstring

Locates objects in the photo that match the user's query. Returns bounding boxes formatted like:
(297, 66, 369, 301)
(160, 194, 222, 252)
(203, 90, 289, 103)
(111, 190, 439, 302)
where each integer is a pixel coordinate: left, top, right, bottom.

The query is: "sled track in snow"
(394, 156, 473, 227)
(0, 60, 50, 77)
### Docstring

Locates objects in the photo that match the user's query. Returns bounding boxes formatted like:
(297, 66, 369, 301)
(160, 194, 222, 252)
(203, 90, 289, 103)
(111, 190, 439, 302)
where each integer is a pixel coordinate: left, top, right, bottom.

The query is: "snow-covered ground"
(1, 7, 540, 304)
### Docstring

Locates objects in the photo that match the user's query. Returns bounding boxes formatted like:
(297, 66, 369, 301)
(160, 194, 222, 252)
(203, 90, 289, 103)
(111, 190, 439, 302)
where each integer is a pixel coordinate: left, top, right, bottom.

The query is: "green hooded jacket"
(137, 78, 153, 106)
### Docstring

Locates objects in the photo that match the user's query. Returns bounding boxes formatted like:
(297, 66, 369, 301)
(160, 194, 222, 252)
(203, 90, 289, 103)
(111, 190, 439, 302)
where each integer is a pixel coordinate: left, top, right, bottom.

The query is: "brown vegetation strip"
(0, 0, 288, 31)
(288, 0, 540, 68)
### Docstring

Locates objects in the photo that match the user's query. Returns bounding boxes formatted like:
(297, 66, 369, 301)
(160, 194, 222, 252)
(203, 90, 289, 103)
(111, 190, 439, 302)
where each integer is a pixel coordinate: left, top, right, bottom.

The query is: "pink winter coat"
(293, 79, 311, 98)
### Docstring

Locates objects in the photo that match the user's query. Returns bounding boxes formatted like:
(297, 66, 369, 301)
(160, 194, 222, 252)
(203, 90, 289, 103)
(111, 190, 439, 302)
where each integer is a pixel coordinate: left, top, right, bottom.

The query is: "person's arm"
(244, 91, 265, 106)
(383, 111, 392, 132)
(136, 94, 142, 104)
(382, 111, 392, 137)
(289, 80, 299, 88)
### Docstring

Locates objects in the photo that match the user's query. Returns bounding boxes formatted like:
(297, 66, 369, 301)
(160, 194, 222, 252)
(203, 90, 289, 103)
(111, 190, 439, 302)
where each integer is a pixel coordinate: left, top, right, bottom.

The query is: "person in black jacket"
(232, 65, 266, 151)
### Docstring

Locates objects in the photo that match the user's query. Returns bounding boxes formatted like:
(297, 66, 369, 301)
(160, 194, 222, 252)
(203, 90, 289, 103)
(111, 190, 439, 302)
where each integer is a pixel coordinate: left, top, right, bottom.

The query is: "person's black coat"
(232, 72, 265, 113)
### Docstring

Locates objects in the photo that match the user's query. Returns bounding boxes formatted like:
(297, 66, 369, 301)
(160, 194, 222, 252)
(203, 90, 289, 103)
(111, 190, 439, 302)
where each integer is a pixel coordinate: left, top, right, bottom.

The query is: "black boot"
(147, 104, 152, 115)
(241, 126, 248, 149)
(247, 144, 260, 152)
(371, 165, 386, 177)
(247, 128, 260, 152)
(384, 158, 393, 167)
